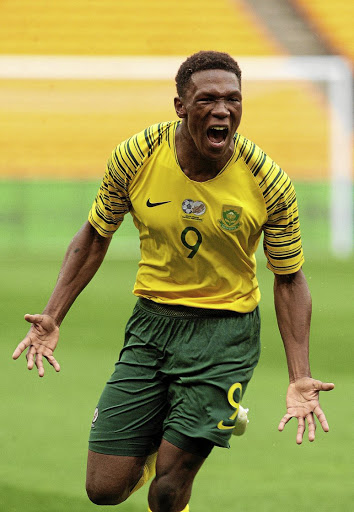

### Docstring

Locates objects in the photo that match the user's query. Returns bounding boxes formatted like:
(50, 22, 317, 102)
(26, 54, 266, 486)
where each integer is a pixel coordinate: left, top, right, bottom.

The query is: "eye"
(196, 95, 215, 103)
(228, 97, 241, 103)
(197, 97, 213, 104)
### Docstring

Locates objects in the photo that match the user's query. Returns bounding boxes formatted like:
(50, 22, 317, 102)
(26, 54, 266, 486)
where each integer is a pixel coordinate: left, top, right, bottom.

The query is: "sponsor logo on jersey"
(146, 199, 171, 207)
(181, 199, 206, 221)
(218, 205, 242, 232)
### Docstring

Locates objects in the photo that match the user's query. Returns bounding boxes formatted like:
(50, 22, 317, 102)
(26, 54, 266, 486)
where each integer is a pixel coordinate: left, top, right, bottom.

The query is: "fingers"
(279, 411, 330, 443)
(12, 337, 31, 360)
(297, 414, 318, 444)
(278, 413, 292, 432)
(27, 349, 61, 377)
(279, 378, 334, 443)
(314, 405, 330, 433)
(28, 350, 46, 378)
(13, 313, 60, 377)
(12, 314, 45, 359)
(278, 413, 307, 444)
(34, 352, 45, 378)
(26, 344, 36, 370)
(296, 416, 306, 444)
(306, 413, 316, 442)
(279, 414, 317, 444)
(46, 355, 61, 373)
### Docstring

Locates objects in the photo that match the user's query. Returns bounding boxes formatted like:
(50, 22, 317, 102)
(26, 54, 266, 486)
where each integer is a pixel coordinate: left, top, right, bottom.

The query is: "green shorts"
(89, 298, 261, 457)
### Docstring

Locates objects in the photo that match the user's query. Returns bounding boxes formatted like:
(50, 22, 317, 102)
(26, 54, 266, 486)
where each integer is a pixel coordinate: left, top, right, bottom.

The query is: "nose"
(211, 99, 230, 118)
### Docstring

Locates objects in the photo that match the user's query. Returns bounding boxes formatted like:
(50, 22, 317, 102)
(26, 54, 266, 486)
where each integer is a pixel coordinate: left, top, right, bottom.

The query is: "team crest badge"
(219, 205, 242, 232)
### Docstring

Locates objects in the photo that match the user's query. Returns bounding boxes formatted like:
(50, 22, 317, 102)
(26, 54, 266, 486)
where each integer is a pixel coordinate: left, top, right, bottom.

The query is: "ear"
(174, 97, 187, 119)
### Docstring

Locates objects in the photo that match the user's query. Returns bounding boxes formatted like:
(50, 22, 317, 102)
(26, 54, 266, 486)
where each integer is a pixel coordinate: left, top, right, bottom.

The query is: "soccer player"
(12, 51, 334, 512)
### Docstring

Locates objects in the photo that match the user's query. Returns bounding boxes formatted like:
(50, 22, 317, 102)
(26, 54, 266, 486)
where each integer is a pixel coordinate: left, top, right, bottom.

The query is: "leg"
(86, 450, 147, 505)
(148, 439, 208, 512)
(86, 302, 170, 504)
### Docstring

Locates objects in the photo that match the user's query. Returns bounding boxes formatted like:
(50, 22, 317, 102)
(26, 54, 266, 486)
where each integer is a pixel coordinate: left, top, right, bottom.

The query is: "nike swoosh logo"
(217, 420, 236, 431)
(146, 199, 171, 208)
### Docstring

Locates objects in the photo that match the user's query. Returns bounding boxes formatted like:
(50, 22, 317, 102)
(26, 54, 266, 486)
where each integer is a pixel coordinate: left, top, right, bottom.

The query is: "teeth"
(211, 126, 227, 130)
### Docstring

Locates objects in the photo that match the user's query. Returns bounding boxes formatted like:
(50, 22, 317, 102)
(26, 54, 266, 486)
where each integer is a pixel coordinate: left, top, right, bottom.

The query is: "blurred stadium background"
(1, 1, 353, 511)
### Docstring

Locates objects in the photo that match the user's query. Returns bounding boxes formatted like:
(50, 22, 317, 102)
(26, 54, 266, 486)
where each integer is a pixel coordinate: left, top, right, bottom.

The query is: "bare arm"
(274, 268, 312, 382)
(274, 269, 334, 443)
(43, 221, 112, 325)
(12, 221, 112, 376)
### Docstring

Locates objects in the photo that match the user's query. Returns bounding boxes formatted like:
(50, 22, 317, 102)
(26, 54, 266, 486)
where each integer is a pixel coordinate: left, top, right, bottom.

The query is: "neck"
(175, 122, 233, 182)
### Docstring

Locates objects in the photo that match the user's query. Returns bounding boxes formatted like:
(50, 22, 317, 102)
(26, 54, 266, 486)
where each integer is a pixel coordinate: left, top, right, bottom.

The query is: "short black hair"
(175, 51, 242, 97)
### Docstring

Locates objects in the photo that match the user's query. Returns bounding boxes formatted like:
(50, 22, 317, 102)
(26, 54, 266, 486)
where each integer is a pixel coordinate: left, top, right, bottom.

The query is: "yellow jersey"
(89, 121, 304, 312)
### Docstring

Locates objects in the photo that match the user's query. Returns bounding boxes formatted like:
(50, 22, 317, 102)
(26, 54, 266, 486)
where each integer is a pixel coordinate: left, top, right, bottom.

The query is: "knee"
(86, 482, 127, 506)
(86, 454, 146, 506)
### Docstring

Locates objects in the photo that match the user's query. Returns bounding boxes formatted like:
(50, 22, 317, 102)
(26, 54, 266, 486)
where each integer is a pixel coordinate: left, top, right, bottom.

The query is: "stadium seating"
(294, 0, 354, 62)
(0, 0, 281, 55)
(0, 0, 350, 181)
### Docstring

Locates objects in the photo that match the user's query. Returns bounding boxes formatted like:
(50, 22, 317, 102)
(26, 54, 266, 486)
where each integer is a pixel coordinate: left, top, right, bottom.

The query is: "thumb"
(314, 380, 335, 392)
(24, 313, 44, 324)
(321, 382, 335, 391)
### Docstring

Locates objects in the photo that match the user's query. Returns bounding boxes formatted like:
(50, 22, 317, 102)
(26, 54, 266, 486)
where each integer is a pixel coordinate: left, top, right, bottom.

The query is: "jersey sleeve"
(88, 149, 131, 237)
(88, 122, 175, 237)
(262, 170, 304, 274)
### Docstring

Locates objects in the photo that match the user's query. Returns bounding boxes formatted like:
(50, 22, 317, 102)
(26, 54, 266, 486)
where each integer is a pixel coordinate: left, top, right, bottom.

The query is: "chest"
(128, 152, 267, 244)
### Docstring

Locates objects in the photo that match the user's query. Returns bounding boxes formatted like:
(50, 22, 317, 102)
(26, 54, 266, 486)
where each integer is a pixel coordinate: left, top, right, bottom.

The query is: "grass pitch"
(1, 254, 353, 512)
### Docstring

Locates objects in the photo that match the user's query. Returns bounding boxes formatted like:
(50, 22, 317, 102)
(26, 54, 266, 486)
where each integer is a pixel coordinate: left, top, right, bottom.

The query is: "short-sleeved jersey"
(89, 121, 304, 312)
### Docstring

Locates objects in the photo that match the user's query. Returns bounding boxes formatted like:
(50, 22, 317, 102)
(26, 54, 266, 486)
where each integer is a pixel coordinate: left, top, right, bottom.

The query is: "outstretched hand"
(278, 377, 334, 444)
(12, 314, 60, 377)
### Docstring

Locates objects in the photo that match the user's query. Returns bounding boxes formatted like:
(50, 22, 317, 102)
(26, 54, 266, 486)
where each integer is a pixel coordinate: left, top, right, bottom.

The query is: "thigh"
(164, 307, 261, 449)
(89, 333, 169, 457)
(155, 439, 206, 479)
(86, 450, 146, 503)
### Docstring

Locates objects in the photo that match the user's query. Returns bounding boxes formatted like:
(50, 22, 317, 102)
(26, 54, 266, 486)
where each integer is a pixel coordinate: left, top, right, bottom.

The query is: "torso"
(89, 121, 304, 312)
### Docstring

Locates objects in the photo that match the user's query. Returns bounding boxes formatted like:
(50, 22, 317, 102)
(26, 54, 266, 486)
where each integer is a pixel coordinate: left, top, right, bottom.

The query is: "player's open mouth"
(207, 126, 229, 146)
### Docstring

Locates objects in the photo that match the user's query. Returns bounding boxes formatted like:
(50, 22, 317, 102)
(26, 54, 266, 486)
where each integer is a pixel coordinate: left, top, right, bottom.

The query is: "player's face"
(175, 69, 242, 161)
